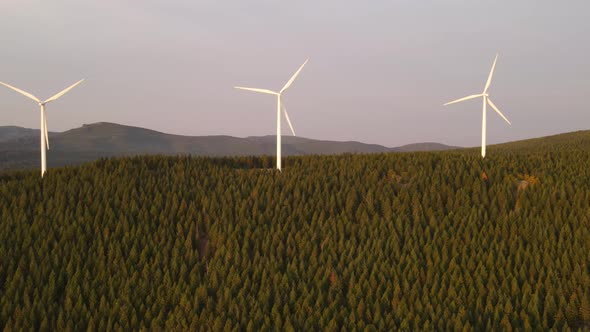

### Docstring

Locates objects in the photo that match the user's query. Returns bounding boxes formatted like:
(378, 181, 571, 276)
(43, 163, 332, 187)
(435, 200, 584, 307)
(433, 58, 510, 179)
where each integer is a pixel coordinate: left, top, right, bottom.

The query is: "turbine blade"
(281, 103, 296, 136)
(44, 113, 49, 150)
(280, 58, 309, 93)
(0, 81, 40, 102)
(234, 86, 278, 95)
(487, 98, 511, 125)
(44, 79, 84, 103)
(483, 54, 498, 93)
(443, 94, 483, 106)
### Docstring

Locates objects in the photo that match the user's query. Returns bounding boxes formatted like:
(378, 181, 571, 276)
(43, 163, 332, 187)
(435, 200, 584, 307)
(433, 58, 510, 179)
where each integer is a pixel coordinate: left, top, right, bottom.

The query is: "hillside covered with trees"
(0, 131, 589, 330)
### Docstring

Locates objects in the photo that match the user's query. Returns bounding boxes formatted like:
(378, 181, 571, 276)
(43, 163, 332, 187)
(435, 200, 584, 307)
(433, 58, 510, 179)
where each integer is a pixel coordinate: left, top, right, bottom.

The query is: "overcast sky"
(0, 1, 588, 147)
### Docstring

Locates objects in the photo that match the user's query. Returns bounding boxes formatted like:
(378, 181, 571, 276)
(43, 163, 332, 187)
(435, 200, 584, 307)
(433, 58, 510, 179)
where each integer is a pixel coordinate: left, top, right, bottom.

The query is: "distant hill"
(0, 126, 44, 143)
(0, 122, 459, 170)
(2, 122, 589, 172)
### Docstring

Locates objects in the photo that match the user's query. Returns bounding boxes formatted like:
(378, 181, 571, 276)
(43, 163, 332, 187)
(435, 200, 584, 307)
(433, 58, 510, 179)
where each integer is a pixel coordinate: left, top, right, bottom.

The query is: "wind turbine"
(444, 54, 511, 158)
(235, 59, 308, 171)
(0, 79, 84, 177)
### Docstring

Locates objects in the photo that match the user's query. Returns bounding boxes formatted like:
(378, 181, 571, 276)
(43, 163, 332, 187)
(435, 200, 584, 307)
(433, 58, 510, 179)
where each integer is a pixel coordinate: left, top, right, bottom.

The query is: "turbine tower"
(0, 79, 84, 177)
(235, 59, 308, 171)
(444, 54, 511, 158)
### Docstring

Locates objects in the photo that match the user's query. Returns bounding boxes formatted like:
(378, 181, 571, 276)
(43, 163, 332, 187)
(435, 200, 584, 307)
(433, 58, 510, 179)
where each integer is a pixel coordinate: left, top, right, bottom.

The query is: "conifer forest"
(1, 131, 589, 331)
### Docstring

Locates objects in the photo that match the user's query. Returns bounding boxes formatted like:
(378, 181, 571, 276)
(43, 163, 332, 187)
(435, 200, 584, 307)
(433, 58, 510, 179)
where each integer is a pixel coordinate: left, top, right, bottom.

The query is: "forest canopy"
(1, 131, 589, 331)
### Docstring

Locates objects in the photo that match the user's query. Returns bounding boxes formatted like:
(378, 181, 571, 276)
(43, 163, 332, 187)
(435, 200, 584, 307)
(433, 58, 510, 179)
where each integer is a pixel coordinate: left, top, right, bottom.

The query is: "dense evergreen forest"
(1, 131, 589, 330)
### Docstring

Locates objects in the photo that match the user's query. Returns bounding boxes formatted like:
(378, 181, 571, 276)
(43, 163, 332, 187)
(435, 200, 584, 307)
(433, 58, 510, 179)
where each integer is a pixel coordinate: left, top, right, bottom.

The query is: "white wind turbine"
(444, 54, 511, 158)
(0, 79, 84, 177)
(235, 59, 308, 171)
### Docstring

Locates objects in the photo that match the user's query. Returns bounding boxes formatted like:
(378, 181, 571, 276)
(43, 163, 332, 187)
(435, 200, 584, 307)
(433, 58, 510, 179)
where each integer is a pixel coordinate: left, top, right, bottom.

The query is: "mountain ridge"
(6, 122, 587, 171)
(0, 122, 458, 164)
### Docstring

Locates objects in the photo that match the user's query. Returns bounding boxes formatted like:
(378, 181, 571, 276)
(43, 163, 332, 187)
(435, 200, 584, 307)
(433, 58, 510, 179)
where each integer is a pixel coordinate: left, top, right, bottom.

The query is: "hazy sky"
(0, 1, 588, 147)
